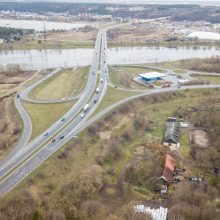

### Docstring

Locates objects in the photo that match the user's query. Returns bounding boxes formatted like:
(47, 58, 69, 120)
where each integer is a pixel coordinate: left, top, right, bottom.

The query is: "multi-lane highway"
(0, 28, 108, 194)
(0, 27, 220, 196)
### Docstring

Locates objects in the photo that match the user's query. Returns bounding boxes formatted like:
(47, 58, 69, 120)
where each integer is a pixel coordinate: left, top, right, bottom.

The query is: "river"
(0, 19, 86, 31)
(0, 46, 219, 70)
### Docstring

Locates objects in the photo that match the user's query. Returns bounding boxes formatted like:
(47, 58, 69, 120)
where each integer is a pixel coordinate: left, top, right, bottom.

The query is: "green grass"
(191, 74, 220, 84)
(180, 132, 190, 158)
(93, 86, 140, 115)
(0, 40, 94, 50)
(173, 69, 187, 74)
(30, 67, 89, 100)
(22, 101, 74, 139)
(108, 41, 220, 48)
(150, 60, 192, 70)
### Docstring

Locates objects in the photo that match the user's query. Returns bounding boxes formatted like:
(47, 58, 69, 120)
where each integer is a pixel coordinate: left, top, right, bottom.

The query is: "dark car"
(52, 139, 56, 143)
(17, 94, 20, 98)
(94, 97, 98, 103)
(61, 118, 65, 122)
(44, 133, 49, 137)
(60, 136, 64, 140)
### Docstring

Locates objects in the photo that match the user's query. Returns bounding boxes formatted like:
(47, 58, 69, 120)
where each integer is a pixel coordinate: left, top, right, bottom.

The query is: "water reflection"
(0, 46, 219, 70)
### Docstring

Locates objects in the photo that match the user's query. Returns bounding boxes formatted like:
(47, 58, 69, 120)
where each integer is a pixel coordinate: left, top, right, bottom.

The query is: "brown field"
(45, 27, 98, 42)
(0, 71, 33, 96)
(108, 24, 171, 44)
(0, 97, 22, 159)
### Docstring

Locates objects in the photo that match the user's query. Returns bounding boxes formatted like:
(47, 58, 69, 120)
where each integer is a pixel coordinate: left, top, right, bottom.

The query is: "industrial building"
(138, 72, 165, 82)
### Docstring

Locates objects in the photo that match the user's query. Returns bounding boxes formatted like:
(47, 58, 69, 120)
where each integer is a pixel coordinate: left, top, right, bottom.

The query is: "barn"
(163, 120, 180, 147)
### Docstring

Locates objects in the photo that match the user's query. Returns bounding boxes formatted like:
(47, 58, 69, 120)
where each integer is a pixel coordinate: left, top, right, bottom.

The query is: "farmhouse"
(160, 154, 175, 184)
(138, 72, 165, 82)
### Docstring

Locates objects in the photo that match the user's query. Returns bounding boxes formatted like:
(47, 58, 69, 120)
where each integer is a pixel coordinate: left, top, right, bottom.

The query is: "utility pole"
(43, 23, 47, 41)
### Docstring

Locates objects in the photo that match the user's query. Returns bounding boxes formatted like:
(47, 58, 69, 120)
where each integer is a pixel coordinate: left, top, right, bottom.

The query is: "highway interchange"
(0, 28, 220, 196)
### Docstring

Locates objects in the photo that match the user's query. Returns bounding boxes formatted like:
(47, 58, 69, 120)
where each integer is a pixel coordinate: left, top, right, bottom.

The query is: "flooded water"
(0, 19, 86, 31)
(0, 46, 219, 70)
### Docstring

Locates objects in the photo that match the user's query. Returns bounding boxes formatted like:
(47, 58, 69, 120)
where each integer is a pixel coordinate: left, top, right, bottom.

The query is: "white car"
(80, 113, 85, 118)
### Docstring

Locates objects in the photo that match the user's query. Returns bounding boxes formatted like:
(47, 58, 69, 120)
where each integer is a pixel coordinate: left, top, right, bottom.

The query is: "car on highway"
(60, 136, 65, 140)
(17, 94, 20, 98)
(96, 87, 100, 93)
(83, 104, 90, 112)
(52, 139, 56, 143)
(62, 98, 69, 101)
(80, 113, 85, 118)
(100, 78, 103, 83)
(61, 118, 65, 122)
(94, 97, 98, 103)
(44, 133, 49, 137)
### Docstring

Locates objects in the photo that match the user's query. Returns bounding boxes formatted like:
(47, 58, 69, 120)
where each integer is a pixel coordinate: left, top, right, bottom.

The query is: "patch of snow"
(188, 31, 220, 40)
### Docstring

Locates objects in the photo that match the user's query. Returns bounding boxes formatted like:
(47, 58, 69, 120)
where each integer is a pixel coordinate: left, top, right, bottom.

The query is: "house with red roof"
(160, 154, 175, 184)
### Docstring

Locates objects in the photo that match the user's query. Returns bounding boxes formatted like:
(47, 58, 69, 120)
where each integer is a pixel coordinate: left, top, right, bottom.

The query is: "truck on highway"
(83, 104, 90, 112)
(96, 87, 100, 93)
(100, 78, 103, 83)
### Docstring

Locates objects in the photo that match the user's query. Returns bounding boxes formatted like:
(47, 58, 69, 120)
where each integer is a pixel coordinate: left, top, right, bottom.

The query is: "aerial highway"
(0, 29, 103, 175)
(0, 28, 108, 195)
(0, 27, 220, 196)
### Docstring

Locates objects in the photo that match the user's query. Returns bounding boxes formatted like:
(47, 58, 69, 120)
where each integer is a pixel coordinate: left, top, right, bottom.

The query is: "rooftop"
(163, 121, 180, 144)
(138, 72, 165, 79)
(160, 154, 175, 183)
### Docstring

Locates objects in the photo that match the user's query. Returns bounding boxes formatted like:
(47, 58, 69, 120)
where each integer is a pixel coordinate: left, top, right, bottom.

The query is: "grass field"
(109, 65, 163, 90)
(191, 74, 220, 84)
(1, 39, 219, 51)
(150, 60, 192, 70)
(22, 101, 74, 139)
(30, 67, 89, 100)
(2, 88, 220, 218)
(0, 40, 94, 50)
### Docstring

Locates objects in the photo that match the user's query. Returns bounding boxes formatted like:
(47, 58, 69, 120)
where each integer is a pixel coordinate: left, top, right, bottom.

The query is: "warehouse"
(138, 72, 165, 82)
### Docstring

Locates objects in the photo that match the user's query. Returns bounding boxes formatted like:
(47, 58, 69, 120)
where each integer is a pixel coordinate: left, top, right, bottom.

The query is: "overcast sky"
(0, 0, 220, 6)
